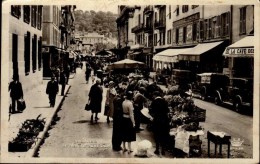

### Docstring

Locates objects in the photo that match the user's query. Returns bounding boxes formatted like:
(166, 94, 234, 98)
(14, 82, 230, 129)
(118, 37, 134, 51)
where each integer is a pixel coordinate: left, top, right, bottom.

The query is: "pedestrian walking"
(8, 75, 24, 113)
(111, 89, 124, 151)
(65, 65, 70, 84)
(121, 91, 136, 154)
(85, 65, 91, 84)
(105, 81, 117, 123)
(88, 79, 103, 123)
(46, 76, 59, 107)
(133, 87, 147, 132)
(149, 91, 170, 155)
(60, 71, 66, 96)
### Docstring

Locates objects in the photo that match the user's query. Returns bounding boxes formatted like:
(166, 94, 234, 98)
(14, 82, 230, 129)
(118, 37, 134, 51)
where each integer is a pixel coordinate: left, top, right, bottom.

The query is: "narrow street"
(194, 99, 253, 158)
(38, 66, 158, 158)
(37, 65, 253, 158)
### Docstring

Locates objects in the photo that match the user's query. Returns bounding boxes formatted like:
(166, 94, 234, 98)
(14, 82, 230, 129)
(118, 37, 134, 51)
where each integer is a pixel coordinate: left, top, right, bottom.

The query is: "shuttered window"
(240, 7, 246, 34)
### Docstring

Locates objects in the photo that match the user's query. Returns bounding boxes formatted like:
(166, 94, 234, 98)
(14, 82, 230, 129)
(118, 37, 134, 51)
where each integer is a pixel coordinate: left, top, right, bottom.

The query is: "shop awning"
(223, 36, 254, 58)
(153, 48, 193, 63)
(178, 41, 223, 61)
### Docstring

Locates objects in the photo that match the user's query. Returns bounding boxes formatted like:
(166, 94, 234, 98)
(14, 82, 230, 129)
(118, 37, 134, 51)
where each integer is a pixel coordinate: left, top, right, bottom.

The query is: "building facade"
(9, 5, 43, 92)
(42, 5, 76, 77)
(118, 5, 254, 78)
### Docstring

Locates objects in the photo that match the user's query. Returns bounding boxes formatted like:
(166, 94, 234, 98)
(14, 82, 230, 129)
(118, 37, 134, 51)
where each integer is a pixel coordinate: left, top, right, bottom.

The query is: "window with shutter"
(204, 19, 208, 40)
(208, 18, 212, 39)
(239, 7, 246, 34)
(183, 26, 187, 43)
(23, 6, 30, 24)
(199, 20, 204, 41)
(11, 5, 21, 18)
(176, 28, 179, 44)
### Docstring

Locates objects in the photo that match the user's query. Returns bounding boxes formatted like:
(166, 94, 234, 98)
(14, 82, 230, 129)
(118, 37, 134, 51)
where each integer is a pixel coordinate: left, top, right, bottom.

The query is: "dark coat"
(46, 80, 59, 95)
(150, 97, 170, 140)
(88, 83, 103, 113)
(60, 73, 66, 85)
(9, 81, 23, 99)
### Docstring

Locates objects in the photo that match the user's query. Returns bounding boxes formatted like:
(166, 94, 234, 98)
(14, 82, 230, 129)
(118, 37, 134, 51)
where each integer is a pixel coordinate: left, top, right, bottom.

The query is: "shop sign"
(225, 47, 254, 55)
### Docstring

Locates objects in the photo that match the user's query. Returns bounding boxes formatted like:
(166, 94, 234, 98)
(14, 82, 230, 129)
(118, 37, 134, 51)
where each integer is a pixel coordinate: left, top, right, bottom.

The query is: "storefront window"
(11, 5, 21, 18)
(208, 18, 212, 39)
(183, 26, 187, 43)
(192, 23, 197, 41)
(176, 28, 179, 44)
(240, 6, 246, 34)
(23, 6, 30, 24)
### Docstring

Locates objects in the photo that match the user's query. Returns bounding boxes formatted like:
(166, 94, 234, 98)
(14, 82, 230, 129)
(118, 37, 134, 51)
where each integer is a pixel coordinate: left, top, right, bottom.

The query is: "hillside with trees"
(74, 10, 118, 38)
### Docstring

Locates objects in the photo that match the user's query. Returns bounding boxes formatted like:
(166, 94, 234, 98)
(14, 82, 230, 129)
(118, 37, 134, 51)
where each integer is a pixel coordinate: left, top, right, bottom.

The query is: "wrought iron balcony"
(154, 20, 166, 30)
(131, 23, 144, 33)
(144, 24, 153, 33)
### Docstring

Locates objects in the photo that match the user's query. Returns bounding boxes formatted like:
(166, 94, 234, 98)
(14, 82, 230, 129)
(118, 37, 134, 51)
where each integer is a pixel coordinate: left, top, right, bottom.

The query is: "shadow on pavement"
(73, 120, 90, 124)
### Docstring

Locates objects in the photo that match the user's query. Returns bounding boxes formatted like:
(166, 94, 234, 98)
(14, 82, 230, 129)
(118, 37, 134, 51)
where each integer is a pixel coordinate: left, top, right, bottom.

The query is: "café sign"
(225, 47, 254, 55)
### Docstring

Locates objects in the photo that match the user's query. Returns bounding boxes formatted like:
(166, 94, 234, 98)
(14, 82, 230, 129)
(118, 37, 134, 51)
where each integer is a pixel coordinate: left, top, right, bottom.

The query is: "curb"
(26, 85, 71, 157)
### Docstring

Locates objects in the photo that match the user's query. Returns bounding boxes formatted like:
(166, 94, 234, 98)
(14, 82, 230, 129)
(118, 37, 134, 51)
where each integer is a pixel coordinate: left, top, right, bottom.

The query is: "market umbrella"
(108, 59, 146, 69)
(95, 50, 112, 57)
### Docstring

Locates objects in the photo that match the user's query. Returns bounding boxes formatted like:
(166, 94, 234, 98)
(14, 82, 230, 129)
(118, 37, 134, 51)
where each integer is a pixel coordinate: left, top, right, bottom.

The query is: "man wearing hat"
(8, 75, 24, 113)
(46, 76, 59, 107)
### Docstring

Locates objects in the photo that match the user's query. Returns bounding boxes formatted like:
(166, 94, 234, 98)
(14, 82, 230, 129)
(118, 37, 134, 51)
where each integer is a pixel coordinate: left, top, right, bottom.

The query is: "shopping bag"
(85, 103, 90, 111)
(17, 99, 26, 111)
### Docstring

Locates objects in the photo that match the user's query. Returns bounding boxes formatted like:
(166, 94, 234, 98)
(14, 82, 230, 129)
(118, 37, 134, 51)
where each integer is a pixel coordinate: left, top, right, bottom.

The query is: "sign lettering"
(225, 48, 254, 55)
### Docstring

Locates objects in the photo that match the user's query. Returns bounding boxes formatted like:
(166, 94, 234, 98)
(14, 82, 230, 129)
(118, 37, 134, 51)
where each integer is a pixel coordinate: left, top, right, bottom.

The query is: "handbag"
(85, 103, 90, 111)
(17, 99, 26, 111)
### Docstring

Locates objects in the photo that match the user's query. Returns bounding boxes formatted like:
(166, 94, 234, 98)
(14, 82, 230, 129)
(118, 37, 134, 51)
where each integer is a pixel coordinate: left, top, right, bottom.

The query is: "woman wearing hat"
(88, 78, 103, 123)
(105, 81, 117, 123)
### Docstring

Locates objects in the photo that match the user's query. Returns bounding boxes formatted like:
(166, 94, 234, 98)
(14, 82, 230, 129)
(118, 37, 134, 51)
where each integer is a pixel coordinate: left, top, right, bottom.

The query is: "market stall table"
(207, 131, 231, 158)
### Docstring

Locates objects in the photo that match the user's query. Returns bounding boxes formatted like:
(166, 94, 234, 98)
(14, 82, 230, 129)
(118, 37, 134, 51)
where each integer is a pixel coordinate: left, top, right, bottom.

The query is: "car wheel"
(214, 96, 220, 105)
(200, 90, 206, 101)
(234, 101, 242, 113)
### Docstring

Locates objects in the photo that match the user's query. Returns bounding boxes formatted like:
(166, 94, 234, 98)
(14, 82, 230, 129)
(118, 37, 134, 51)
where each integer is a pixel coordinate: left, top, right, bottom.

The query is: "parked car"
(171, 69, 196, 92)
(191, 73, 229, 101)
(214, 77, 253, 113)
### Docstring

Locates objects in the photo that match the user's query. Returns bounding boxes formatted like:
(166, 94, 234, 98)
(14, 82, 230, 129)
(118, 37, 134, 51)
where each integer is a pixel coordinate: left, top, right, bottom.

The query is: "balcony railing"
(144, 5, 153, 14)
(154, 20, 166, 30)
(131, 23, 144, 33)
(144, 24, 153, 33)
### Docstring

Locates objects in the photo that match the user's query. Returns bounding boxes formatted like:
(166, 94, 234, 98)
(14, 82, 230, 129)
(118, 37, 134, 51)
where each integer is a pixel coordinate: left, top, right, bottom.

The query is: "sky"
(75, 0, 118, 14)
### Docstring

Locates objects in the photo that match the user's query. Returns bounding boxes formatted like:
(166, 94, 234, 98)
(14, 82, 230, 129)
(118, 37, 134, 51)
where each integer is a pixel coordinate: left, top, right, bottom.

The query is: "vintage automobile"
(191, 73, 230, 101)
(171, 69, 196, 92)
(214, 77, 253, 112)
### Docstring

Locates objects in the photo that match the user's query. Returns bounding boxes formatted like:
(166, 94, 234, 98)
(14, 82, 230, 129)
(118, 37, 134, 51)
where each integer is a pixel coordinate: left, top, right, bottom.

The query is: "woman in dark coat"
(88, 79, 103, 123)
(111, 89, 124, 151)
(150, 91, 170, 155)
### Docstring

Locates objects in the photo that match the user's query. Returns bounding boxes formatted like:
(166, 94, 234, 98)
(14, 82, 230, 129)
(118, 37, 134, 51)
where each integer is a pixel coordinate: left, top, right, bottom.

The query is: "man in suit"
(150, 91, 170, 155)
(9, 75, 24, 113)
(46, 76, 59, 107)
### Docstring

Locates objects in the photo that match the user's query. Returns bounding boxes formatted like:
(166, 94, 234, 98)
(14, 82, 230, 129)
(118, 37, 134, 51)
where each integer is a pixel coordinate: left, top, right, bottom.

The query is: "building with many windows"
(42, 5, 76, 78)
(8, 5, 43, 92)
(118, 5, 254, 78)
